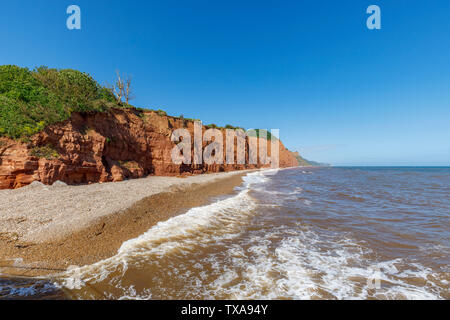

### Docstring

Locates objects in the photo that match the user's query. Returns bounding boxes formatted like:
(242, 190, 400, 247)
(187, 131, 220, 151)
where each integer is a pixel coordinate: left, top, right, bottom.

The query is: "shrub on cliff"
(155, 109, 167, 117)
(0, 65, 117, 139)
(30, 145, 60, 160)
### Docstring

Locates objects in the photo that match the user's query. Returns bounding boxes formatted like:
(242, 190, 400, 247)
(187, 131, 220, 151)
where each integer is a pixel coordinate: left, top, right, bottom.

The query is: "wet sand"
(0, 172, 248, 278)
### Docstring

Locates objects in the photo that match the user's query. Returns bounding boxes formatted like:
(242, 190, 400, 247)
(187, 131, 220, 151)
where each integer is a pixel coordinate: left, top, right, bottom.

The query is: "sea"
(1, 167, 449, 299)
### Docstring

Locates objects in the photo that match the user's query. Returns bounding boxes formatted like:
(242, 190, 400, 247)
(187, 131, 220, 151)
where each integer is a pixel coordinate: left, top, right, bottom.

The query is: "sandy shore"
(0, 171, 250, 277)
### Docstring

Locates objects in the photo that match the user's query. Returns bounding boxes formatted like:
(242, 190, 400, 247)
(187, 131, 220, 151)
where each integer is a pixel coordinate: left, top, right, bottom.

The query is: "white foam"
(56, 169, 446, 300)
(198, 230, 443, 300)
(58, 176, 259, 290)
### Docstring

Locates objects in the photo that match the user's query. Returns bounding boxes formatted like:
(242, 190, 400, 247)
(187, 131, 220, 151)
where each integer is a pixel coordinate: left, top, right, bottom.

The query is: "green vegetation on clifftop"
(0, 65, 117, 138)
(0, 65, 282, 142)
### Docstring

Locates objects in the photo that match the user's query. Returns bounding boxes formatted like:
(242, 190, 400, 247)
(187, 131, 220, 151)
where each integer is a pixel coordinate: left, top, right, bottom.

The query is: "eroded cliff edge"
(0, 108, 299, 189)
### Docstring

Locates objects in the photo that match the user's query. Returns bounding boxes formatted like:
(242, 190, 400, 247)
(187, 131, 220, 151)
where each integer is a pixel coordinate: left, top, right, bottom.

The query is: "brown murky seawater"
(2, 167, 449, 299)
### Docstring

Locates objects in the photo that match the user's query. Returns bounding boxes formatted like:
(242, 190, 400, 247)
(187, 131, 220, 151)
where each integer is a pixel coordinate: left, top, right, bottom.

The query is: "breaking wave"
(51, 167, 450, 300)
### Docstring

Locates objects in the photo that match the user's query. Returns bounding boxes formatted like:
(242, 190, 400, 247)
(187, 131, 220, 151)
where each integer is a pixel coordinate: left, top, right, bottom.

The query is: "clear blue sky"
(1, 0, 449, 165)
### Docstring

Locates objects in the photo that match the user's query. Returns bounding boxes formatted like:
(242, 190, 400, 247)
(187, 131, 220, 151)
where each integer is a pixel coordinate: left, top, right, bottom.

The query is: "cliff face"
(0, 109, 299, 189)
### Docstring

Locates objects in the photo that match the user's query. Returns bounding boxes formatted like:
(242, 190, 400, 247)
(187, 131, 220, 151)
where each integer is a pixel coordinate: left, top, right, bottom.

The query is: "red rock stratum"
(0, 108, 299, 189)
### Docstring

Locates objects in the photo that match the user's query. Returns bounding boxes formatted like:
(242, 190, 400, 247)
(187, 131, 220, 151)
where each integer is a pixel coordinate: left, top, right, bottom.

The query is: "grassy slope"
(294, 152, 330, 167)
(294, 153, 312, 166)
(0, 65, 118, 139)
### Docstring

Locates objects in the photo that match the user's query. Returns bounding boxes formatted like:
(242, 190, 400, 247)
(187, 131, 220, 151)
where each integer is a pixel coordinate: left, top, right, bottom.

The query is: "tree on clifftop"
(112, 71, 134, 105)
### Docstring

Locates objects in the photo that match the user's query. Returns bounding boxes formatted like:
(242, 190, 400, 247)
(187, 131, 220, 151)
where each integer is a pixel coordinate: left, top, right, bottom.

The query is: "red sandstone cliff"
(0, 108, 299, 189)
